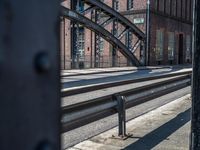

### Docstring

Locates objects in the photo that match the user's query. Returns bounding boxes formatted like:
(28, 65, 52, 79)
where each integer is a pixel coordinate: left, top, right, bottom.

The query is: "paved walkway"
(61, 65, 191, 76)
(67, 94, 191, 150)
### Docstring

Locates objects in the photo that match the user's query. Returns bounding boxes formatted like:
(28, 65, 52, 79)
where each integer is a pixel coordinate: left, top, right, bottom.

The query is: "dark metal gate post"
(0, 0, 60, 150)
(191, 0, 200, 149)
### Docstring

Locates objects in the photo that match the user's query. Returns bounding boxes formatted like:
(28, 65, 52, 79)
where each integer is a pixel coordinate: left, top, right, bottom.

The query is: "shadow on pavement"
(123, 108, 191, 150)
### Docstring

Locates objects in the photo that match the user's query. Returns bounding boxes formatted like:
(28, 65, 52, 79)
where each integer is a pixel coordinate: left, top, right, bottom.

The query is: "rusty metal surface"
(0, 0, 60, 149)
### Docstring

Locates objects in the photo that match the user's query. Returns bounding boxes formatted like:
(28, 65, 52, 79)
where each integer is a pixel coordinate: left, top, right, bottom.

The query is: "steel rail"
(61, 6, 141, 66)
(61, 70, 192, 97)
(81, 0, 145, 40)
(61, 74, 191, 132)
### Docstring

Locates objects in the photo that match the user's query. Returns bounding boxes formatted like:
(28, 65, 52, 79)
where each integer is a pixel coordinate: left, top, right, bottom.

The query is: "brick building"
(61, 0, 193, 69)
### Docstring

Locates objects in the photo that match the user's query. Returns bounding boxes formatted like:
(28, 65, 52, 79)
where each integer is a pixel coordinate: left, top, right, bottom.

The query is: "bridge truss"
(61, 0, 146, 67)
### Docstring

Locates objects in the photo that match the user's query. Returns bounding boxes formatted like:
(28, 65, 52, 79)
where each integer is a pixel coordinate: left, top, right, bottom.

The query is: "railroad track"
(61, 72, 191, 133)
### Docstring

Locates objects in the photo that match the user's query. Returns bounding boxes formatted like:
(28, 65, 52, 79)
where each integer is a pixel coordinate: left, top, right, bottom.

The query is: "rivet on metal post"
(34, 52, 51, 73)
(36, 140, 54, 150)
(112, 95, 132, 140)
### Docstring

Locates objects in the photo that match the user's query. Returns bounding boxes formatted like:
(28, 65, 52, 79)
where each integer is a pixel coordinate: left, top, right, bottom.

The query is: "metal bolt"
(36, 141, 53, 150)
(35, 52, 51, 73)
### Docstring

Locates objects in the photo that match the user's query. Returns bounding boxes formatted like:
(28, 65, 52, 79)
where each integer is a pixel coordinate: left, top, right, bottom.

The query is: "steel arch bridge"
(61, 0, 146, 66)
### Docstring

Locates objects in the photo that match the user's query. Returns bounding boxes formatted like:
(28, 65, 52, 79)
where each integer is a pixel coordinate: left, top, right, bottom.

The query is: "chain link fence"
(61, 55, 130, 70)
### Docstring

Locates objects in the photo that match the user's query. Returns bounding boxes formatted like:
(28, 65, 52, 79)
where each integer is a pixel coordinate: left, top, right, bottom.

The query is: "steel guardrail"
(61, 74, 191, 133)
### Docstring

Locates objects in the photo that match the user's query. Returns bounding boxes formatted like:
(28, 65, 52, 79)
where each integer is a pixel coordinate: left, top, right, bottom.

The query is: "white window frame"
(99, 37, 104, 55)
(127, 0, 134, 10)
(155, 30, 164, 61)
(77, 28, 85, 58)
(168, 32, 175, 60)
(186, 35, 191, 60)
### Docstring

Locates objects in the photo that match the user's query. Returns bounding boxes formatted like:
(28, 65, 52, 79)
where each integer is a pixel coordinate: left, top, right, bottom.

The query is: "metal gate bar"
(191, 0, 200, 149)
(0, 1, 60, 149)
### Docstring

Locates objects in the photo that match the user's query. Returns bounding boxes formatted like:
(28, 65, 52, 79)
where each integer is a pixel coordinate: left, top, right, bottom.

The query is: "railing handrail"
(61, 73, 191, 133)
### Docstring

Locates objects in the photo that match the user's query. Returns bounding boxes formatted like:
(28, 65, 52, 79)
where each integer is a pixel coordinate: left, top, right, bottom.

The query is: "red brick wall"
(133, 0, 147, 10)
(60, 0, 193, 68)
(150, 14, 192, 65)
(148, 0, 193, 65)
(119, 0, 127, 11)
(103, 0, 112, 8)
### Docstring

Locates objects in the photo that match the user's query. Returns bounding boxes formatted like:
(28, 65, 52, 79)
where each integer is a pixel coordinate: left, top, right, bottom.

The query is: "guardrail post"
(117, 95, 126, 137)
(111, 95, 132, 140)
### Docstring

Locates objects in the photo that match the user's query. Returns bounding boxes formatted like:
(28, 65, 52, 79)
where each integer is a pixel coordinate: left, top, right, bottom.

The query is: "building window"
(186, 0, 190, 20)
(175, 0, 177, 16)
(126, 31, 133, 51)
(170, 0, 172, 15)
(76, 1, 84, 12)
(168, 32, 175, 60)
(159, 0, 165, 12)
(99, 37, 104, 55)
(164, 0, 166, 13)
(77, 28, 85, 58)
(186, 35, 191, 61)
(127, 0, 134, 10)
(155, 30, 164, 61)
(113, 21, 118, 37)
(172, 0, 177, 16)
(113, 0, 119, 11)
(113, 28, 118, 37)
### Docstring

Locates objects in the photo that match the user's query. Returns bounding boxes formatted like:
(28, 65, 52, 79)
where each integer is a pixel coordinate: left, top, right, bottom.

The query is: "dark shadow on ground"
(123, 108, 190, 150)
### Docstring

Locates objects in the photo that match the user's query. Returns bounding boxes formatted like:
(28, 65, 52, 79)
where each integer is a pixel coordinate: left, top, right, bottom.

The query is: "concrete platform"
(61, 66, 168, 77)
(67, 94, 191, 150)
